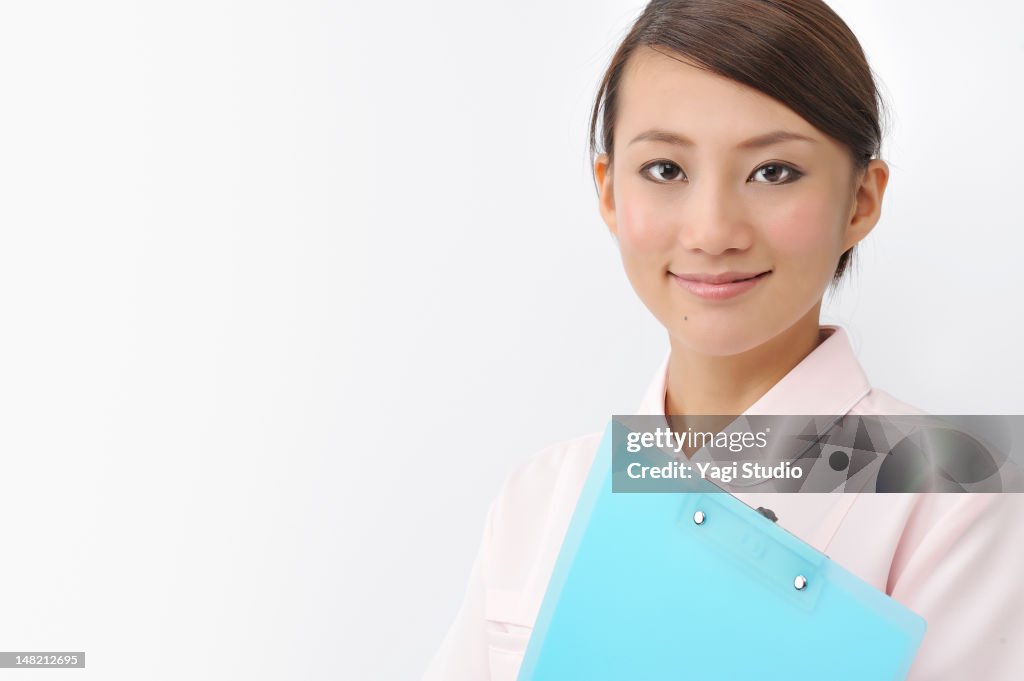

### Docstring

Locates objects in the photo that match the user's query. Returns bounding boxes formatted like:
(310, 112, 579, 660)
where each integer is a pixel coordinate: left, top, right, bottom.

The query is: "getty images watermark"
(611, 414, 1024, 494)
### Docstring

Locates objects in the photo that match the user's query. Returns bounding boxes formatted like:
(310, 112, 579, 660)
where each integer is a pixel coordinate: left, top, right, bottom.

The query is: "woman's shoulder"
(484, 428, 605, 589)
(494, 428, 604, 521)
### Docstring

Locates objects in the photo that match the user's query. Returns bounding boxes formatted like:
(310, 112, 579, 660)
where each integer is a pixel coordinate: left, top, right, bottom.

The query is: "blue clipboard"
(517, 418, 927, 680)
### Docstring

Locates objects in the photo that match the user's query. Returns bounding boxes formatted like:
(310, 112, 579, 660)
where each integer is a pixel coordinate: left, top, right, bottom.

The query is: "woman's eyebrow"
(628, 128, 818, 149)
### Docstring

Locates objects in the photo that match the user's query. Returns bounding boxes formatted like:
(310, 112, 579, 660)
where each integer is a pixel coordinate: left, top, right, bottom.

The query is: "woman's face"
(595, 46, 886, 357)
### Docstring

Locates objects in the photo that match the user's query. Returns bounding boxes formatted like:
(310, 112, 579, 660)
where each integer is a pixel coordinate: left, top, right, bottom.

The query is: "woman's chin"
(669, 318, 773, 357)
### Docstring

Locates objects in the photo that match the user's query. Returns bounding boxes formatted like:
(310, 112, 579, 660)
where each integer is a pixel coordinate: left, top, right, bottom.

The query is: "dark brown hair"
(588, 0, 889, 285)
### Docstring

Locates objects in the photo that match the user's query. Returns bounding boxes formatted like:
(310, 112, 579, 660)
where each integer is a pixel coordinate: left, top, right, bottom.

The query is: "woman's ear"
(594, 153, 618, 241)
(843, 159, 889, 251)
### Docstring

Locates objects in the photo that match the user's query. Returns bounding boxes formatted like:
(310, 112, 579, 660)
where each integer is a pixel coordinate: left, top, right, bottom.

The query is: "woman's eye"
(641, 161, 686, 183)
(640, 161, 802, 185)
(749, 163, 802, 184)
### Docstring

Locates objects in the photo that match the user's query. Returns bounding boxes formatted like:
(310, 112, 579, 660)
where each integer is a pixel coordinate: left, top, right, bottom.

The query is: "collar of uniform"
(633, 325, 872, 418)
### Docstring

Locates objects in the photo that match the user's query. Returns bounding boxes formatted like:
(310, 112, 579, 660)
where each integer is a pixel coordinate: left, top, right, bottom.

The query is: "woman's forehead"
(617, 46, 824, 147)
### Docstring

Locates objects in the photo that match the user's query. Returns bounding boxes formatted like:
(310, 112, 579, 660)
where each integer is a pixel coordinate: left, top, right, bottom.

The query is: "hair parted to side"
(587, 0, 890, 286)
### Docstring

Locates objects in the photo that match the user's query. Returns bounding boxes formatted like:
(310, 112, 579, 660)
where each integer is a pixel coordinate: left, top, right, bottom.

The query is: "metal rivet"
(794, 575, 808, 590)
(693, 510, 705, 525)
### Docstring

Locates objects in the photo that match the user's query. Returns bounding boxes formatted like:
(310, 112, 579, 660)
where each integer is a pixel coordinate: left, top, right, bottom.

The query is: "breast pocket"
(484, 589, 536, 681)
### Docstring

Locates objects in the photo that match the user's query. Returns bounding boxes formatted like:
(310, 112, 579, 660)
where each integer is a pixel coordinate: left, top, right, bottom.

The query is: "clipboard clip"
(679, 492, 825, 612)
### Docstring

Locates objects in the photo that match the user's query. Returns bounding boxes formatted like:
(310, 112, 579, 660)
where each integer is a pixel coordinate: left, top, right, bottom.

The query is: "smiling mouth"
(672, 270, 771, 284)
(670, 270, 772, 300)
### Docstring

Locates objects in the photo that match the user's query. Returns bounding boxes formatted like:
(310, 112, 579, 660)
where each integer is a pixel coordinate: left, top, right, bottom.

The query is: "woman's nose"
(676, 178, 753, 255)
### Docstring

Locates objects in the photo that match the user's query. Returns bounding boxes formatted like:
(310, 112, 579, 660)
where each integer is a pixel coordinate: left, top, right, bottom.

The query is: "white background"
(0, 1, 1021, 679)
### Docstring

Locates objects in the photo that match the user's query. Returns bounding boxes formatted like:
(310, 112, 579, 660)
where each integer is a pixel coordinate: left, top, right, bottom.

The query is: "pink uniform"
(422, 326, 1024, 680)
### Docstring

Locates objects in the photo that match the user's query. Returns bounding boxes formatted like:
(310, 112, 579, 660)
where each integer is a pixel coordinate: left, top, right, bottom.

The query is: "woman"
(422, 1, 1024, 679)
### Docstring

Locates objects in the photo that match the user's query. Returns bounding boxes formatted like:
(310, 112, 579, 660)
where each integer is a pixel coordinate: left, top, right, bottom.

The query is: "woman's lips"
(670, 270, 771, 300)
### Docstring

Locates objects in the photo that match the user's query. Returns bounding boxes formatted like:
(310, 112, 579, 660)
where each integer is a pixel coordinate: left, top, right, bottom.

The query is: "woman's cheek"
(617, 198, 678, 256)
(765, 199, 843, 266)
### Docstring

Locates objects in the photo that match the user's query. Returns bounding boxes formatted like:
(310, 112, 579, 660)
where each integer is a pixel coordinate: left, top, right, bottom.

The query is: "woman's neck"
(664, 308, 825, 417)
